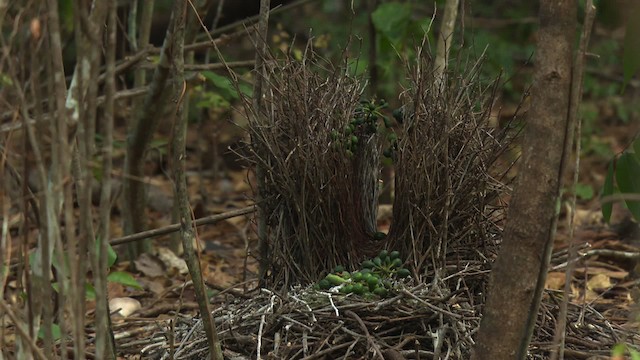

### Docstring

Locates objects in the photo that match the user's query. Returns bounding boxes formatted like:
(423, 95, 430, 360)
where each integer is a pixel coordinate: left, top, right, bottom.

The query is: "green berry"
(353, 283, 365, 295)
(383, 116, 392, 128)
(396, 268, 411, 278)
(392, 108, 403, 123)
(319, 279, 331, 290)
(367, 275, 379, 290)
(373, 232, 387, 240)
(330, 130, 339, 140)
(362, 260, 375, 269)
(373, 257, 382, 267)
(340, 284, 353, 293)
(373, 287, 388, 297)
(325, 273, 346, 286)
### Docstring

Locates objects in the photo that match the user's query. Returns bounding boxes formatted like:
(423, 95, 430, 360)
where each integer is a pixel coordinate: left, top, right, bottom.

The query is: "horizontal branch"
(109, 205, 256, 246)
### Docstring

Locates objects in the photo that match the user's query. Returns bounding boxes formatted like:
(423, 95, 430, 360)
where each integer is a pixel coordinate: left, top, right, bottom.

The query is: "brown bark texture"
(471, 1, 577, 359)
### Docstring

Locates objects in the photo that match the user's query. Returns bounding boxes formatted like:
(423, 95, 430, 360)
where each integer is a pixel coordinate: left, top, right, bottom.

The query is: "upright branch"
(253, 0, 271, 284)
(550, 1, 596, 359)
(123, 0, 185, 255)
(471, 1, 577, 359)
(93, 1, 118, 358)
(70, 2, 108, 358)
(434, 0, 459, 88)
(170, 1, 224, 359)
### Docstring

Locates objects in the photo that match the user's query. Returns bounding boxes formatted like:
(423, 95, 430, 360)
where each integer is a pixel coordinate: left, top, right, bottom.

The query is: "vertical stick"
(549, 1, 596, 359)
(173, 1, 224, 359)
(434, 0, 459, 89)
(254, 0, 271, 285)
(94, 1, 118, 358)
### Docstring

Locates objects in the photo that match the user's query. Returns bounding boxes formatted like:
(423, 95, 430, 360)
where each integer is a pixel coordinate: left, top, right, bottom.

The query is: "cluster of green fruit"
(330, 99, 398, 159)
(317, 250, 411, 298)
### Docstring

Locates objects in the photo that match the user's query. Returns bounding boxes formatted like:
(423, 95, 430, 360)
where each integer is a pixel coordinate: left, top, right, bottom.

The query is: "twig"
(401, 289, 463, 320)
(254, 0, 271, 285)
(109, 205, 255, 245)
(257, 294, 277, 360)
(346, 310, 384, 360)
(0, 300, 48, 360)
(93, 1, 117, 357)
(550, 3, 596, 359)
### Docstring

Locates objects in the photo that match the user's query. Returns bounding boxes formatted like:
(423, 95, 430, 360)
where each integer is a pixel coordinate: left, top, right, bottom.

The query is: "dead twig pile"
(389, 49, 515, 277)
(243, 49, 382, 286)
(128, 265, 638, 359)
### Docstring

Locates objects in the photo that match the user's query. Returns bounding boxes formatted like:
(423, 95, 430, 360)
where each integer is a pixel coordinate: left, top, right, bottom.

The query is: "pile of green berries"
(317, 250, 411, 298)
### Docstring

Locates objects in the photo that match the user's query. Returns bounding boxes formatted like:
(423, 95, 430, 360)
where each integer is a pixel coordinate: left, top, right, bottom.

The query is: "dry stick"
(549, 2, 595, 360)
(434, 0, 460, 88)
(123, 0, 183, 256)
(345, 310, 384, 360)
(132, 0, 156, 106)
(254, 0, 271, 286)
(434, 0, 459, 278)
(0, 300, 48, 360)
(43, 0, 72, 356)
(175, 2, 223, 359)
(72, 3, 109, 360)
(195, 0, 313, 43)
(367, 0, 379, 97)
(109, 205, 255, 245)
(600, 193, 640, 204)
(95, 2, 117, 358)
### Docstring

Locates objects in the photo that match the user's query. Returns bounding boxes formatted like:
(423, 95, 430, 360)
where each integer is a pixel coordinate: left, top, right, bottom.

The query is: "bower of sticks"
(133, 48, 635, 359)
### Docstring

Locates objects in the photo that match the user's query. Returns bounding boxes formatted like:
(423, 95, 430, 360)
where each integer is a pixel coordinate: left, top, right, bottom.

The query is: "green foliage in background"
(601, 137, 640, 223)
(193, 71, 253, 113)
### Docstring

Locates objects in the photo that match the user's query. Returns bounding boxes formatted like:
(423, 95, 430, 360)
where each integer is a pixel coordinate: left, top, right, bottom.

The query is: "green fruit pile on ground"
(317, 250, 411, 298)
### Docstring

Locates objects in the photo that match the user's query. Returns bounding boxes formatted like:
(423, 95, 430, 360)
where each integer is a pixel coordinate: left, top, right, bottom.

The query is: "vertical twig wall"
(247, 52, 380, 285)
(390, 53, 509, 276)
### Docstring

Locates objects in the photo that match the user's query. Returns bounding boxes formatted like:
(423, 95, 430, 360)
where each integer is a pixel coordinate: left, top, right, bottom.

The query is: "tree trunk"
(471, 1, 577, 359)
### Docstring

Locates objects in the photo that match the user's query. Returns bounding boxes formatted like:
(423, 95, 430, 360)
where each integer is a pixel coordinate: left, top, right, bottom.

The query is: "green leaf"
(574, 183, 594, 200)
(623, 4, 640, 89)
(633, 137, 640, 159)
(106, 242, 117, 268)
(86, 283, 96, 300)
(0, 73, 13, 86)
(37, 323, 62, 341)
(631, 348, 640, 360)
(615, 152, 640, 221)
(601, 160, 615, 223)
(238, 82, 253, 97)
(371, 2, 412, 45)
(612, 343, 626, 357)
(59, 0, 74, 32)
(201, 71, 238, 99)
(107, 271, 143, 290)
